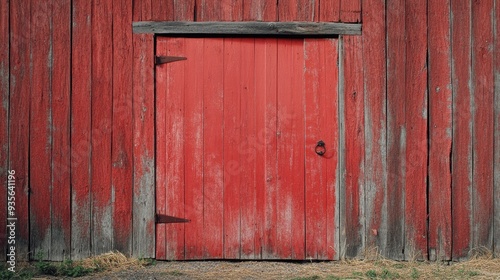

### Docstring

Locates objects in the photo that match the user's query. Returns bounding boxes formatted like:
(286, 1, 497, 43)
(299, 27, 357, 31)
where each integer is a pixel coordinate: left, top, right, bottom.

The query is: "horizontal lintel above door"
(133, 21, 361, 36)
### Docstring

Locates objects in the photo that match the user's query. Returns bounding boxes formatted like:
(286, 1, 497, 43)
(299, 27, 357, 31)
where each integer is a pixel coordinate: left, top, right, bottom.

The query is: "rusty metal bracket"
(155, 214, 191, 224)
(155, 56, 187, 65)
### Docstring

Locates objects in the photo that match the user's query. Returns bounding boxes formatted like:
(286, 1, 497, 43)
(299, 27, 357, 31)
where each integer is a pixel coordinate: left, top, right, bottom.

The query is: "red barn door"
(155, 37, 339, 260)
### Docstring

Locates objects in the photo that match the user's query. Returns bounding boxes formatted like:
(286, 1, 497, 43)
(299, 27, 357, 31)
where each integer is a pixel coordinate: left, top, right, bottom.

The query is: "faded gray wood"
(337, 37, 346, 260)
(133, 21, 362, 36)
(495, 38, 500, 258)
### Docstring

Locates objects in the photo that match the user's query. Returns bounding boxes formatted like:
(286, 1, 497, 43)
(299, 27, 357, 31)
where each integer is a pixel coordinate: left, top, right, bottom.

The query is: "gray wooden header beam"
(133, 21, 362, 36)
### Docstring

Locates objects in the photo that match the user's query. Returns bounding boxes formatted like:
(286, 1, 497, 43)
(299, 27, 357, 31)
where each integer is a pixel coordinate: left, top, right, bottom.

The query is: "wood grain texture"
(451, 0, 472, 260)
(290, 40, 305, 260)
(278, 0, 318, 21)
(362, 0, 387, 259)
(278, 0, 297, 21)
(276, 39, 306, 260)
(276, 39, 294, 259)
(163, 37, 187, 260)
(258, 39, 279, 259)
(173, 0, 195, 21)
(342, 35, 364, 259)
(183, 38, 205, 259)
(254, 38, 273, 259)
(319, 0, 340, 21)
(239, 38, 257, 259)
(196, 0, 221, 21)
(154, 37, 168, 260)
(428, 0, 452, 261)
(29, 0, 53, 260)
(243, 0, 275, 21)
(202, 38, 224, 258)
(132, 0, 155, 259)
(9, 0, 30, 261)
(494, 0, 500, 258)
(91, 0, 114, 255)
(51, 0, 71, 261)
(133, 21, 362, 36)
(222, 38, 242, 259)
(405, 0, 428, 260)
(221, 0, 243, 21)
(71, 0, 92, 260)
(112, 0, 134, 256)
(471, 0, 494, 251)
(151, 0, 173, 21)
(385, 0, 405, 260)
(0, 0, 9, 263)
(304, 39, 339, 260)
(340, 0, 361, 22)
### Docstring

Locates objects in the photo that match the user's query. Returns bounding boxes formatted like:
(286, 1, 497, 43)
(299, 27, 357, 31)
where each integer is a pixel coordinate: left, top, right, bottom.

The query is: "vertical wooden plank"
(278, 0, 297, 21)
(385, 0, 405, 261)
(91, 0, 114, 255)
(342, 35, 364, 258)
(258, 38, 279, 259)
(404, 0, 428, 260)
(304, 39, 339, 260)
(240, 38, 260, 259)
(319, 0, 340, 22)
(0, 0, 9, 263)
(276, 39, 305, 259)
(337, 37, 345, 260)
(173, 0, 195, 21)
(278, 0, 317, 21)
(297, 0, 318, 21)
(71, 0, 92, 260)
(254, 38, 270, 259)
(362, 0, 387, 260)
(428, 0, 452, 261)
(9, 0, 30, 262)
(239, 38, 257, 259)
(243, 0, 276, 21)
(30, 0, 53, 259)
(291, 39, 305, 260)
(471, 0, 494, 251)
(51, 0, 71, 261)
(223, 38, 241, 259)
(132, 0, 155, 259)
(451, 0, 472, 260)
(254, 39, 265, 260)
(112, 0, 133, 256)
(203, 38, 224, 259)
(324, 39, 340, 260)
(154, 37, 168, 260)
(276, 40, 294, 259)
(184, 38, 204, 259)
(161, 37, 187, 260)
(495, 0, 500, 258)
(221, 0, 243, 21)
(340, 0, 361, 22)
(196, 0, 220, 21)
(151, 0, 173, 21)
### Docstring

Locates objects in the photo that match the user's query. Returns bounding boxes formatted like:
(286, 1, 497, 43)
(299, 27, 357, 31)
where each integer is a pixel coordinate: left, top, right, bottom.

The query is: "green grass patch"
(291, 276, 320, 280)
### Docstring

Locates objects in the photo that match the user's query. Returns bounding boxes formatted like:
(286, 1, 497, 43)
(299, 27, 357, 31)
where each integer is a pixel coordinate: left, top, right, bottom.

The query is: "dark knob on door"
(315, 140, 326, 156)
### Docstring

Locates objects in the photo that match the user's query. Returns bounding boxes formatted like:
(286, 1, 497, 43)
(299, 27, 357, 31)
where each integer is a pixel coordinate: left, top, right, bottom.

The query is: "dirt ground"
(8, 251, 500, 279)
(35, 258, 500, 280)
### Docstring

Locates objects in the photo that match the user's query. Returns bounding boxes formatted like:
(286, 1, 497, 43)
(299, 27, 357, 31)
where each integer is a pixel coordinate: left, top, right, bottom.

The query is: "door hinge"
(155, 56, 187, 65)
(155, 214, 191, 224)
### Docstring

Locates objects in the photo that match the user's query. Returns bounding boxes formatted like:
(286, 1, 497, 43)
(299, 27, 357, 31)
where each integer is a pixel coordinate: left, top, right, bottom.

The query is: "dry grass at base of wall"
(2, 250, 500, 279)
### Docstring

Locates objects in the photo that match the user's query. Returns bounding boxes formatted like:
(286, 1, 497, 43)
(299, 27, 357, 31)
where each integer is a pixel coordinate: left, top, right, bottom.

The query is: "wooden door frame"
(133, 21, 361, 36)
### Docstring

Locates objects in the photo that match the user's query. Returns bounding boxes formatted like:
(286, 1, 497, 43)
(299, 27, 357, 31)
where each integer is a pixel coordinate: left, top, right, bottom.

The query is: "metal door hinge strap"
(155, 56, 187, 65)
(155, 214, 191, 224)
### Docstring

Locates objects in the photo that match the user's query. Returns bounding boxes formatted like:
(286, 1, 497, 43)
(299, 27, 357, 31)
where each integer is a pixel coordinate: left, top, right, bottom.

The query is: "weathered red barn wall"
(0, 0, 498, 261)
